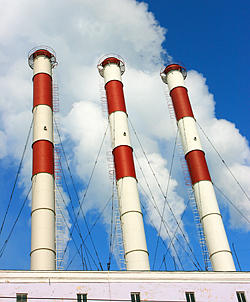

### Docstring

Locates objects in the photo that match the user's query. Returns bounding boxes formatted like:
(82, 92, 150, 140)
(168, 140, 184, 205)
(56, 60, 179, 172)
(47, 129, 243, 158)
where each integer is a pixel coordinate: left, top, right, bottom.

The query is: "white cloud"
(0, 130, 7, 159)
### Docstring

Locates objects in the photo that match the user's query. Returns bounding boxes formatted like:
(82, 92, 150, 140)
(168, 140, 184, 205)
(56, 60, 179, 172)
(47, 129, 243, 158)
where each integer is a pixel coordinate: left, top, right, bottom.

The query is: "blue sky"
(142, 0, 250, 136)
(0, 0, 249, 271)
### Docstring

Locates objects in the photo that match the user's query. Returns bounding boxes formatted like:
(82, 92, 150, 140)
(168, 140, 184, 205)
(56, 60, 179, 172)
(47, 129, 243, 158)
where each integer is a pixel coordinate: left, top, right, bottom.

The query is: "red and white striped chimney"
(161, 64, 235, 271)
(28, 47, 57, 270)
(98, 56, 150, 270)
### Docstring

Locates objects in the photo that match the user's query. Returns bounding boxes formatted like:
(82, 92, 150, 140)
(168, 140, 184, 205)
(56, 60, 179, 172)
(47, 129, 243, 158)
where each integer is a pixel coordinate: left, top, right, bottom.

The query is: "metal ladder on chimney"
(53, 75, 67, 270)
(106, 150, 126, 270)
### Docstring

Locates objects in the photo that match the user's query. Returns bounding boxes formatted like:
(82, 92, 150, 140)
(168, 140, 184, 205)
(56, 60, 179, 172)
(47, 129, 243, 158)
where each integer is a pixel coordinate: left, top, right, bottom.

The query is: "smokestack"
(28, 47, 56, 270)
(98, 56, 150, 270)
(161, 64, 235, 271)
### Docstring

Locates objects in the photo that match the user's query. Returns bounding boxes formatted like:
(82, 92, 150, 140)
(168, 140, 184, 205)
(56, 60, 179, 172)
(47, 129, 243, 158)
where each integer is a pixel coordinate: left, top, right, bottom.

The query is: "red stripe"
(33, 73, 53, 109)
(33, 140, 54, 176)
(170, 87, 194, 121)
(105, 80, 126, 114)
(185, 150, 211, 185)
(33, 49, 52, 59)
(163, 64, 187, 79)
(113, 146, 136, 180)
(102, 57, 120, 67)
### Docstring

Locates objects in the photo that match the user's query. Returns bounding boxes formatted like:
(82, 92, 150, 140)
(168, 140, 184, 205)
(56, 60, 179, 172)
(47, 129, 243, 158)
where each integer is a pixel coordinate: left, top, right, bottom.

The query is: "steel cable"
(54, 119, 109, 270)
(196, 121, 250, 202)
(152, 129, 178, 269)
(130, 119, 202, 271)
(0, 118, 33, 238)
(0, 185, 31, 258)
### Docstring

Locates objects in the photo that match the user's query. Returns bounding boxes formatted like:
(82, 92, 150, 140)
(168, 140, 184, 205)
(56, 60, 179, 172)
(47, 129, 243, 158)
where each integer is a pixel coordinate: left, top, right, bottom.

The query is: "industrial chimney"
(161, 64, 235, 271)
(28, 47, 57, 270)
(98, 56, 150, 270)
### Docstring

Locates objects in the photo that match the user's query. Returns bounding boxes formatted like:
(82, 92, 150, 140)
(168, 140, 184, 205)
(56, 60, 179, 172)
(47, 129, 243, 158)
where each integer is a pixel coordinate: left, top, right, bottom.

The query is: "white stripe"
(33, 55, 52, 76)
(193, 181, 235, 271)
(30, 250, 55, 270)
(117, 177, 141, 215)
(33, 105, 53, 144)
(103, 63, 122, 84)
(117, 177, 149, 270)
(126, 251, 150, 271)
(32, 174, 55, 213)
(177, 116, 202, 155)
(193, 181, 220, 218)
(166, 69, 185, 91)
(210, 252, 235, 271)
(31, 167, 55, 270)
(109, 111, 131, 149)
(31, 209, 55, 250)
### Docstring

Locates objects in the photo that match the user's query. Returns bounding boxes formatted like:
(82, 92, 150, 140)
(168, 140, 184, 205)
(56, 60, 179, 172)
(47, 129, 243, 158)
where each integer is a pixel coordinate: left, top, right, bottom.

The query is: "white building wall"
(0, 271, 249, 302)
